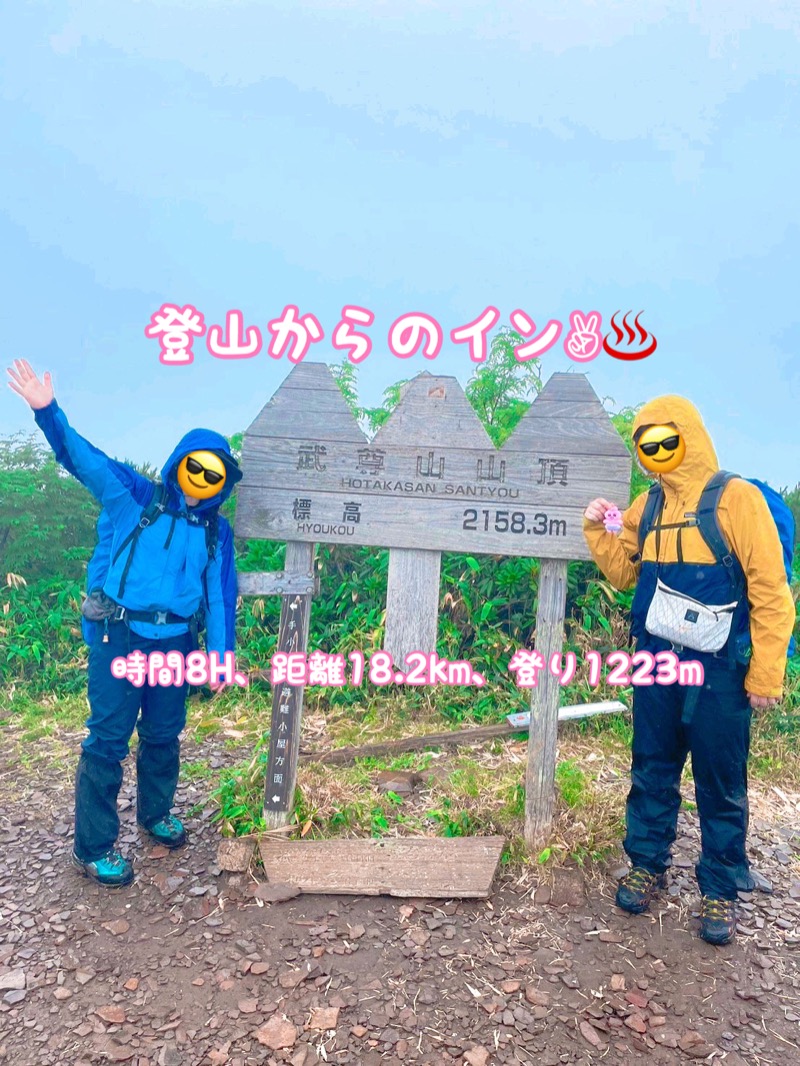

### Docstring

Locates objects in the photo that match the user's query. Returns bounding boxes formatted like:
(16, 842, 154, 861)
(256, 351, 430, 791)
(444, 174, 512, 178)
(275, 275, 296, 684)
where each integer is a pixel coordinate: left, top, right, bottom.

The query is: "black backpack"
(634, 471, 739, 570)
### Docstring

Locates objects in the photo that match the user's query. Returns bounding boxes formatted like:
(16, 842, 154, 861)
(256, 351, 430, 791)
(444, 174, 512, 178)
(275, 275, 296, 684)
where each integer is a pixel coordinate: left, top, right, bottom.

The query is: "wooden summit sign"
(236, 363, 630, 560)
(236, 363, 631, 856)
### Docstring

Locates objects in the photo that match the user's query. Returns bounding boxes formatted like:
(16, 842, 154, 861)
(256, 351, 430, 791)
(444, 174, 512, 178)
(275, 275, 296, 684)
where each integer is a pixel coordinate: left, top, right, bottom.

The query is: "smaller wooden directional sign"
(236, 363, 630, 561)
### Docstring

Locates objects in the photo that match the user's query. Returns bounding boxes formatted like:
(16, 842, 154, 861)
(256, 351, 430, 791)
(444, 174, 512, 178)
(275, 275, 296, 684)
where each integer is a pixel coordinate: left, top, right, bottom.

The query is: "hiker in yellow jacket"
(583, 395, 795, 945)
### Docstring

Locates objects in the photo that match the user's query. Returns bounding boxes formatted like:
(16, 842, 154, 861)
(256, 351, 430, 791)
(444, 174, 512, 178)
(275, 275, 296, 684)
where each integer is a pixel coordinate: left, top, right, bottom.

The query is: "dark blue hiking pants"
(623, 659, 752, 901)
(74, 622, 192, 862)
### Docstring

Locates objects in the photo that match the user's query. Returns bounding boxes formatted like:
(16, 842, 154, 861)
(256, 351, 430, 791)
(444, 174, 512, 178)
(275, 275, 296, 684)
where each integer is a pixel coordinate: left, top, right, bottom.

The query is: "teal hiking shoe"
(72, 850, 134, 887)
(698, 896, 737, 945)
(138, 815, 186, 849)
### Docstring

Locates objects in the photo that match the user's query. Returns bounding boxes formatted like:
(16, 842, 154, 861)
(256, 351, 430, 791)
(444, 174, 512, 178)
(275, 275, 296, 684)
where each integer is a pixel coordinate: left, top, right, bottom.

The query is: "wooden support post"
(384, 547, 442, 668)
(262, 541, 315, 829)
(524, 557, 569, 851)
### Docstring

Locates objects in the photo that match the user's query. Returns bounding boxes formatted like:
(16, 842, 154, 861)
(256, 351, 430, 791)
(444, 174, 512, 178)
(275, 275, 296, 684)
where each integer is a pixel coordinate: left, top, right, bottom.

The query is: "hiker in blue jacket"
(7, 359, 242, 887)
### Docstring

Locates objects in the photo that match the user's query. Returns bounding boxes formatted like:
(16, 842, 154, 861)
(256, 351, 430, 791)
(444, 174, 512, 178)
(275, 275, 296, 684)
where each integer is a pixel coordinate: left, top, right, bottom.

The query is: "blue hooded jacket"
(33, 401, 242, 656)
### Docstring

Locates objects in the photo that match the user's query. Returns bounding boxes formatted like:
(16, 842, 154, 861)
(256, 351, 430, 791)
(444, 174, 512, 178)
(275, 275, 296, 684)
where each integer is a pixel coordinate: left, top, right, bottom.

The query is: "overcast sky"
(2, 1, 799, 488)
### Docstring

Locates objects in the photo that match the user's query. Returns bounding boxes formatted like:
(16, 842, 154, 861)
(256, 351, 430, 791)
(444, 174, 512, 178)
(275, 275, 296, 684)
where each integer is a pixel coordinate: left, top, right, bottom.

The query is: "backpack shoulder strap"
(694, 471, 747, 611)
(694, 470, 740, 569)
(185, 508, 218, 558)
(142, 481, 169, 524)
(113, 481, 168, 598)
(632, 483, 664, 564)
(204, 510, 219, 561)
(197, 512, 221, 619)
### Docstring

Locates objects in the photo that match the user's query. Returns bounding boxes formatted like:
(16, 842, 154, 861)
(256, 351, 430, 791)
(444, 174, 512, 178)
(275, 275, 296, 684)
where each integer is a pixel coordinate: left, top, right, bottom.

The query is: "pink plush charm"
(603, 506, 623, 534)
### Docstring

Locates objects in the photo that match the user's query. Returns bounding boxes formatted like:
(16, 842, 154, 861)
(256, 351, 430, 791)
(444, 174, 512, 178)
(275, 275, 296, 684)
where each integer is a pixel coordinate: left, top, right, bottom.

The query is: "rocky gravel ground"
(0, 733, 798, 1066)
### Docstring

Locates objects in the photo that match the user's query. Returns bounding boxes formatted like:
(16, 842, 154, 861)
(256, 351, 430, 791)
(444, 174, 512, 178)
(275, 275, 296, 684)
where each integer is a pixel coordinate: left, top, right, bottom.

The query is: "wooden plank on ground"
(301, 722, 516, 764)
(296, 700, 627, 765)
(217, 836, 257, 872)
(258, 836, 506, 898)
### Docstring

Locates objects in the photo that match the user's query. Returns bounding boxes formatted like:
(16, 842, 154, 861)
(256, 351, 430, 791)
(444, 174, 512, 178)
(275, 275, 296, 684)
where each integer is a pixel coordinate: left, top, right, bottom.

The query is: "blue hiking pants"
(74, 621, 192, 862)
(623, 659, 752, 901)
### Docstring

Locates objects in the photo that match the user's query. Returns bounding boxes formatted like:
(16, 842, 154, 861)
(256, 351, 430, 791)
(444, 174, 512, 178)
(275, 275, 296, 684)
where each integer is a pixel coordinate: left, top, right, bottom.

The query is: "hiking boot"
(72, 850, 134, 887)
(138, 815, 186, 849)
(615, 867, 666, 914)
(698, 896, 737, 945)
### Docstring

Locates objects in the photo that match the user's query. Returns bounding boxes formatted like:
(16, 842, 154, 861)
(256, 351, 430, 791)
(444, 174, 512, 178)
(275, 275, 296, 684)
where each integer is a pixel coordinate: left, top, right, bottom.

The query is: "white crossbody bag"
(644, 577, 739, 653)
(642, 497, 740, 653)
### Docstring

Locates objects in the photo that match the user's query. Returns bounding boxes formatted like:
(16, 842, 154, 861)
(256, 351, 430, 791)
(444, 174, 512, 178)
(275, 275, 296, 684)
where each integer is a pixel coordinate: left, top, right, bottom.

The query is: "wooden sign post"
(262, 541, 314, 828)
(501, 371, 632, 847)
(235, 364, 364, 828)
(235, 363, 630, 847)
(526, 557, 569, 848)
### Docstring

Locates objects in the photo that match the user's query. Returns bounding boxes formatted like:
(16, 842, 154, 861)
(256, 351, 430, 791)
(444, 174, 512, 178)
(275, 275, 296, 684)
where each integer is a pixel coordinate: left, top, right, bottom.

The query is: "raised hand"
(6, 359, 55, 410)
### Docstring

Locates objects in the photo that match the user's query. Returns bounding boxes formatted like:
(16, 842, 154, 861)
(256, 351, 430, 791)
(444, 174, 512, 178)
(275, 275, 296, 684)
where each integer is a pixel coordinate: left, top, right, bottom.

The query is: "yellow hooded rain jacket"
(582, 395, 795, 698)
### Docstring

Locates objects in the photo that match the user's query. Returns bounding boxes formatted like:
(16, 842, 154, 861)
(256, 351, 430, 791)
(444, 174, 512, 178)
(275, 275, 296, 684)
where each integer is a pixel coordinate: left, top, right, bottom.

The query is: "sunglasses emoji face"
(636, 424, 686, 474)
(176, 451, 227, 500)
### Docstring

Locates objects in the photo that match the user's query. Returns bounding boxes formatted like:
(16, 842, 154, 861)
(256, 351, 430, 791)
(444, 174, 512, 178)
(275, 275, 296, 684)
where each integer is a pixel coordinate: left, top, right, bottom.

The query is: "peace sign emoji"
(564, 310, 603, 363)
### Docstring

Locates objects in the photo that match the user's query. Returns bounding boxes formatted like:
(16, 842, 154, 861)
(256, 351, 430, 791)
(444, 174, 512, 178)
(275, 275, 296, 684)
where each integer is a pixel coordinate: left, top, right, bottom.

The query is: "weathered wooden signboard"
(235, 362, 631, 864)
(236, 362, 629, 560)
